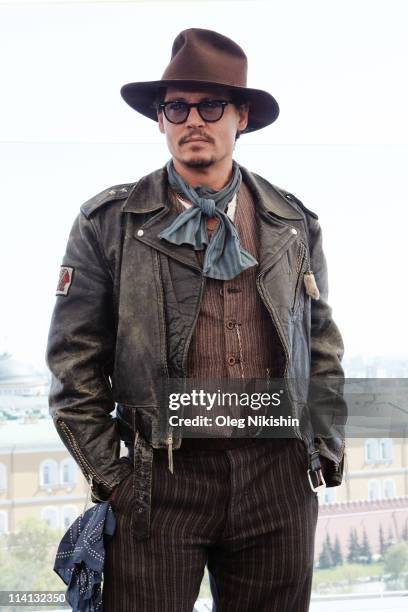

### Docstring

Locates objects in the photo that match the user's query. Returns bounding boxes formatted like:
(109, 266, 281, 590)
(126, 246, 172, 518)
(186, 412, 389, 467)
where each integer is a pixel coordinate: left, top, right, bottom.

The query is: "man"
(46, 28, 345, 612)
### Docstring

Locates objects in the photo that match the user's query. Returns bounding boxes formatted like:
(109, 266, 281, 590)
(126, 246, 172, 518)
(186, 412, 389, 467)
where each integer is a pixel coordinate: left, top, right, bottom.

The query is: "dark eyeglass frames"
(158, 99, 231, 124)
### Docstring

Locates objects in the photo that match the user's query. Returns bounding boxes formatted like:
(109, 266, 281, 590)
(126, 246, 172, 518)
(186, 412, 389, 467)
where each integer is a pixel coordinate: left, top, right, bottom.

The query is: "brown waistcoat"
(169, 181, 280, 449)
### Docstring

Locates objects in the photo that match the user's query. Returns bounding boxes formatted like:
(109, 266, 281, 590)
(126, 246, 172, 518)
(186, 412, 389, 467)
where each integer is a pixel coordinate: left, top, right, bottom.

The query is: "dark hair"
(229, 92, 249, 110)
(229, 92, 249, 140)
(153, 87, 167, 110)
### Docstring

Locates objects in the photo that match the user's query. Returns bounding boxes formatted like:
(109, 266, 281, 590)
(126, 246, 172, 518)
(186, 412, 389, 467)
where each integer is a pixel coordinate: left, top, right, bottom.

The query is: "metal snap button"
(228, 356, 236, 366)
(137, 229, 144, 237)
(226, 320, 236, 330)
(290, 227, 297, 235)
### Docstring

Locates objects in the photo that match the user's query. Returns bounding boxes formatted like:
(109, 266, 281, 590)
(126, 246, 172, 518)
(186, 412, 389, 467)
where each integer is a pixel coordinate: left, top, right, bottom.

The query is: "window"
(39, 459, 58, 488)
(364, 439, 379, 463)
(0, 463, 6, 492)
(41, 506, 58, 529)
(379, 438, 393, 461)
(0, 511, 8, 535)
(61, 506, 79, 530)
(368, 479, 381, 500)
(383, 479, 395, 499)
(60, 458, 76, 487)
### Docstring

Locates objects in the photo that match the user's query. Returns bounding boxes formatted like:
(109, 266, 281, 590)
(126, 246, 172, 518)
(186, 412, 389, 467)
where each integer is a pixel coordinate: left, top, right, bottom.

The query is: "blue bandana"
(54, 502, 116, 612)
(158, 160, 258, 280)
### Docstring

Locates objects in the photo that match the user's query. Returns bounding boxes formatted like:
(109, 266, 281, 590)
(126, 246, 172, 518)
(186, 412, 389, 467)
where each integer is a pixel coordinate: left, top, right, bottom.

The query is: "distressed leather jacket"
(46, 164, 346, 507)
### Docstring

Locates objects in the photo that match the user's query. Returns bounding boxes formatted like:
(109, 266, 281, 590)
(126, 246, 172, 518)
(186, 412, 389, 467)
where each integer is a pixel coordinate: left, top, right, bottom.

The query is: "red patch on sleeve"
(56, 266, 74, 296)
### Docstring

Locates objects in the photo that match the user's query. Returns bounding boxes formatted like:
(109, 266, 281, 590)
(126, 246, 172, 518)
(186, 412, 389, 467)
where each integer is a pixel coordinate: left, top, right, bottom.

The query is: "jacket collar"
(122, 163, 304, 221)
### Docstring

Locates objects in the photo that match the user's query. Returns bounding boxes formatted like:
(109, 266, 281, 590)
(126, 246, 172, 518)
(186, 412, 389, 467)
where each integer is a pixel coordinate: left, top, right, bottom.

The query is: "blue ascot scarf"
(54, 502, 116, 612)
(158, 160, 258, 280)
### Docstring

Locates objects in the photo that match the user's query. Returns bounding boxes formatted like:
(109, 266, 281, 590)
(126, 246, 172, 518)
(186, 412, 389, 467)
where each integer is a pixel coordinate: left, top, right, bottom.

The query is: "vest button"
(227, 356, 237, 366)
(137, 229, 144, 237)
(226, 320, 236, 330)
(227, 287, 241, 294)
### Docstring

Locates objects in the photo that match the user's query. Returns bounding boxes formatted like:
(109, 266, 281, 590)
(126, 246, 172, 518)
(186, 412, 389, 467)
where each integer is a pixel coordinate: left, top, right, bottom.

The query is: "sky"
(0, 0, 407, 367)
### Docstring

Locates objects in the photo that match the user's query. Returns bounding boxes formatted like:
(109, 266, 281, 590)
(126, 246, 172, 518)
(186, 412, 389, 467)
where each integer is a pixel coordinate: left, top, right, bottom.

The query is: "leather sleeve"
(45, 211, 132, 502)
(307, 216, 347, 486)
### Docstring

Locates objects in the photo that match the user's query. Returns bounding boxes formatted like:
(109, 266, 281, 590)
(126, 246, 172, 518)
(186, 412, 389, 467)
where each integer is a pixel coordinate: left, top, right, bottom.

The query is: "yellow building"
(317, 437, 408, 505)
(0, 418, 88, 534)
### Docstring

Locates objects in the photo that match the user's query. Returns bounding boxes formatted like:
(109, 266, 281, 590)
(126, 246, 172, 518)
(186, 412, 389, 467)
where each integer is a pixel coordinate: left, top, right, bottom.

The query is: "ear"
(237, 103, 249, 132)
(157, 111, 165, 134)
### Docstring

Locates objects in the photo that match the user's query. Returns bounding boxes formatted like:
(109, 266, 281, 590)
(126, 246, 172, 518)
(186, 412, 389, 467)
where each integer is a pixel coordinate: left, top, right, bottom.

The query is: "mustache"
(179, 132, 215, 146)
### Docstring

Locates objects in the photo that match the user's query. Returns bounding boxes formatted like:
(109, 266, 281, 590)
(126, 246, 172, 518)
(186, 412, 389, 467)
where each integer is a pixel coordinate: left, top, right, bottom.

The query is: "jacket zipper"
(167, 431, 173, 474)
(292, 242, 341, 471)
(292, 241, 307, 312)
(256, 269, 304, 445)
(165, 273, 206, 473)
(57, 420, 112, 489)
(181, 274, 207, 375)
(152, 249, 173, 470)
(155, 250, 170, 378)
(256, 237, 341, 473)
(255, 241, 339, 475)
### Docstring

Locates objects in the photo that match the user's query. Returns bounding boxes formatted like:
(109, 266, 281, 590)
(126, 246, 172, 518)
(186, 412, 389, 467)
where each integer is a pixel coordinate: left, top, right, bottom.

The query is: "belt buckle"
(307, 467, 326, 492)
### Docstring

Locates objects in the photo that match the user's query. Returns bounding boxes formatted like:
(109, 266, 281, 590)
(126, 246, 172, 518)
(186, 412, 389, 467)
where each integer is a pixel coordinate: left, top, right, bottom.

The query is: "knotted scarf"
(158, 160, 258, 280)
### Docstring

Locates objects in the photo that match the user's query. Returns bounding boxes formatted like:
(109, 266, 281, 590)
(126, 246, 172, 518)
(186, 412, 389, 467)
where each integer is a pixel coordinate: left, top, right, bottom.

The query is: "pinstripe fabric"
(102, 438, 318, 611)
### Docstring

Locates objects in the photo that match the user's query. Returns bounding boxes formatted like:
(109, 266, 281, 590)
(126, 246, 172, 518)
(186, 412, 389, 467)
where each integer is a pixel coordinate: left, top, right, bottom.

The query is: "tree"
(401, 519, 408, 542)
(384, 542, 408, 580)
(379, 524, 386, 557)
(332, 534, 343, 566)
(0, 518, 63, 592)
(7, 516, 59, 562)
(386, 525, 396, 551)
(319, 534, 334, 569)
(347, 527, 360, 563)
(359, 528, 372, 564)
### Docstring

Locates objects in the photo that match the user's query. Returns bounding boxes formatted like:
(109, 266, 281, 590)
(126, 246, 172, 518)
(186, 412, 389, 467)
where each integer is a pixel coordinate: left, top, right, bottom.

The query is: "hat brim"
(120, 79, 279, 133)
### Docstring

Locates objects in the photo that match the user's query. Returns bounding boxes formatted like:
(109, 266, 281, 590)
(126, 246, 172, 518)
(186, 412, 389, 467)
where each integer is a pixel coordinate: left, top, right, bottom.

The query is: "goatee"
(184, 158, 214, 169)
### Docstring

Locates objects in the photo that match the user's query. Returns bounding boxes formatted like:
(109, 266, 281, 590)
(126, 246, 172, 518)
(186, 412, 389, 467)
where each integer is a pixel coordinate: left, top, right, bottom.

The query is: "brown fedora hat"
(120, 28, 279, 133)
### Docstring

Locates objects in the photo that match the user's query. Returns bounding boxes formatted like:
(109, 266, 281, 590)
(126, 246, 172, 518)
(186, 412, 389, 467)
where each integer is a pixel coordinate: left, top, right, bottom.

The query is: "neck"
(172, 157, 234, 191)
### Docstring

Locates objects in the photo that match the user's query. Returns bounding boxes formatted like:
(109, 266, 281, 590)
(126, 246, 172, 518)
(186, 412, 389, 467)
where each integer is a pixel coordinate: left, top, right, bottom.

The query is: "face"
(157, 86, 249, 170)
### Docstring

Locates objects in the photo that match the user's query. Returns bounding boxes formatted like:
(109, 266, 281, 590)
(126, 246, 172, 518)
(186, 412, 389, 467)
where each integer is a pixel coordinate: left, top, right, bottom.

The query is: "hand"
(108, 470, 133, 505)
(108, 485, 119, 503)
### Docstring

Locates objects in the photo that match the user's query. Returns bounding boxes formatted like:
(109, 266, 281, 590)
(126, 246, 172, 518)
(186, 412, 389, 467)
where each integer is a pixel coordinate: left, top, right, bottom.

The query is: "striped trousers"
(102, 437, 318, 612)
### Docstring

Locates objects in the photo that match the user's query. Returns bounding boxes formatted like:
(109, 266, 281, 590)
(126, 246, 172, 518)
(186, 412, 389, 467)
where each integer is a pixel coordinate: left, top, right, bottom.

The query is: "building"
(315, 437, 408, 559)
(0, 419, 88, 534)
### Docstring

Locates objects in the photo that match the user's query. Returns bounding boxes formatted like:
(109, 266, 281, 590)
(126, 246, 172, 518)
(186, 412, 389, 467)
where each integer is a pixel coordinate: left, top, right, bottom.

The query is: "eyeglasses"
(158, 99, 231, 124)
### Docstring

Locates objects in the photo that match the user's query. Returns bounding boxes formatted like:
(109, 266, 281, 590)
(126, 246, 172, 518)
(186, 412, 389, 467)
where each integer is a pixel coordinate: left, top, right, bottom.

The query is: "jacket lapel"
(122, 166, 202, 271)
(240, 167, 305, 275)
(121, 163, 305, 275)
